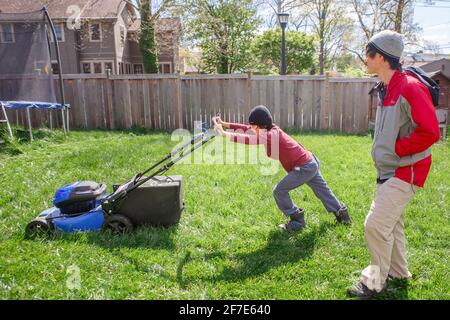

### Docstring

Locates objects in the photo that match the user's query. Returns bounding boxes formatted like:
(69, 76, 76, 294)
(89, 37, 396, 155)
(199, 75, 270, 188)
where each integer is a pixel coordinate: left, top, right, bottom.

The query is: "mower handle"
(102, 131, 217, 212)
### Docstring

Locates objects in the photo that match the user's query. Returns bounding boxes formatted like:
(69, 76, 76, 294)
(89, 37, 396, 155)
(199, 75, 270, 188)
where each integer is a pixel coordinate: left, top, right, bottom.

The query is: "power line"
(335, 0, 450, 8)
(419, 0, 450, 3)
(416, 0, 450, 7)
(422, 21, 450, 27)
(416, 5, 450, 8)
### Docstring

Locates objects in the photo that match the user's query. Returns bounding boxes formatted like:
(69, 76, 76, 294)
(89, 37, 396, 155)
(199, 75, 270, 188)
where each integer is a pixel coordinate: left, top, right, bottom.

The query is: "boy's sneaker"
(279, 209, 306, 232)
(334, 206, 351, 225)
(347, 281, 385, 299)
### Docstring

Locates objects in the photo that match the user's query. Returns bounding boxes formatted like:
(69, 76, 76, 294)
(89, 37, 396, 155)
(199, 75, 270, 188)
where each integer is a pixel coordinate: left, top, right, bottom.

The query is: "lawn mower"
(25, 121, 217, 237)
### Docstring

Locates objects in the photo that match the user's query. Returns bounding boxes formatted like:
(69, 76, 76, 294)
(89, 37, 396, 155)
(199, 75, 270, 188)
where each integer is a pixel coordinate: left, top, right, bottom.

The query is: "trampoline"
(0, 7, 69, 141)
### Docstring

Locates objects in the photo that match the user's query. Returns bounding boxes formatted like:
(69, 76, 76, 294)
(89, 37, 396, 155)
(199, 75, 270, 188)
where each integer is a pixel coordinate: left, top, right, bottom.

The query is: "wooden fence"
(1, 73, 378, 133)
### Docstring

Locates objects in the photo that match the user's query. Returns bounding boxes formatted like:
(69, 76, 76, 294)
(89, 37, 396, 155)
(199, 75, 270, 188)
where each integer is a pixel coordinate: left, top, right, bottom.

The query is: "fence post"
(176, 73, 183, 129)
(322, 72, 330, 130)
(247, 71, 253, 122)
(105, 69, 115, 129)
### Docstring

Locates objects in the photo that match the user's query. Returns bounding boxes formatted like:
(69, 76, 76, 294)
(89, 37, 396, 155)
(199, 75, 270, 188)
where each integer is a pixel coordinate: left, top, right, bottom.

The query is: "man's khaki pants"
(361, 177, 419, 292)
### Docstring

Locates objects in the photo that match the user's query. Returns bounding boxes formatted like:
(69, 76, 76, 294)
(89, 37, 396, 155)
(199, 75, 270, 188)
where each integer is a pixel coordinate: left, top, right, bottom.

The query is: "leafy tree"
(251, 28, 315, 74)
(333, 53, 368, 77)
(139, 1, 159, 73)
(127, 0, 177, 73)
(184, 0, 261, 74)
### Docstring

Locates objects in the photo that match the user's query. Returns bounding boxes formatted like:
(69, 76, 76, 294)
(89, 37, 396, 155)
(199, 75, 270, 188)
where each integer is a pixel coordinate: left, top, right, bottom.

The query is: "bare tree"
(306, 0, 352, 75)
(122, 0, 176, 20)
(389, 0, 421, 45)
(422, 40, 443, 54)
(256, 0, 312, 29)
(349, 0, 421, 63)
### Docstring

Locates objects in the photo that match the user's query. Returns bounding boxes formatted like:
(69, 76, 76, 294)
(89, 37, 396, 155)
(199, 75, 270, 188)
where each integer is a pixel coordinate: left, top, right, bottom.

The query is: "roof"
(402, 61, 429, 68)
(0, 0, 128, 19)
(428, 70, 450, 81)
(0, 1, 180, 33)
(404, 53, 449, 63)
(129, 18, 182, 34)
(403, 58, 450, 79)
(419, 59, 450, 79)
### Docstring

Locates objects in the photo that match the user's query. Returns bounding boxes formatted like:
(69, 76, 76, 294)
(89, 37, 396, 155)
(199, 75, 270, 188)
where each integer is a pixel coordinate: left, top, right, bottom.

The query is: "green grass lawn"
(0, 128, 449, 300)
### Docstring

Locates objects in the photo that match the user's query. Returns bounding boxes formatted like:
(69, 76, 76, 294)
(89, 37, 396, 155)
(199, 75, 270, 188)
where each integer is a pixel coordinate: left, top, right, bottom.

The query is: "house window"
(93, 62, 103, 74)
(120, 63, 131, 75)
(159, 62, 172, 74)
(89, 23, 102, 42)
(104, 62, 113, 74)
(0, 23, 15, 43)
(120, 25, 126, 46)
(34, 61, 51, 75)
(82, 62, 92, 74)
(53, 23, 65, 42)
(51, 62, 60, 75)
(134, 64, 143, 74)
(81, 61, 114, 74)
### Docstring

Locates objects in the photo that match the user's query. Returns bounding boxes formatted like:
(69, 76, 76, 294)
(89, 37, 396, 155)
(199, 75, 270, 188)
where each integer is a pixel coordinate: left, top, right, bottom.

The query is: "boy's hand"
(214, 124, 227, 137)
(212, 116, 223, 125)
(213, 116, 231, 129)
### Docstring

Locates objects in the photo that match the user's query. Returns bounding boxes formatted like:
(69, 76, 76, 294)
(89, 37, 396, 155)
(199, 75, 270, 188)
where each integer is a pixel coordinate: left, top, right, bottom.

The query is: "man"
(347, 30, 441, 298)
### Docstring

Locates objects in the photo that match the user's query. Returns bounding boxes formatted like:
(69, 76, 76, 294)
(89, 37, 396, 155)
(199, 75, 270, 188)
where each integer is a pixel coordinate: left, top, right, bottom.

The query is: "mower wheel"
(25, 219, 52, 238)
(103, 214, 133, 234)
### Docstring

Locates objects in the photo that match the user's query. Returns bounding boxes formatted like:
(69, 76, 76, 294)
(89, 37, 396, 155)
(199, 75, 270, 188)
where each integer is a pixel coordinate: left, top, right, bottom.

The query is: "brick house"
(0, 0, 181, 75)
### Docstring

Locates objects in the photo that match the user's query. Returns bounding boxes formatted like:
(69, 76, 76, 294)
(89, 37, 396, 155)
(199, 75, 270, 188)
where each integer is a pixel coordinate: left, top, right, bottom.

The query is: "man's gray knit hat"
(368, 30, 404, 60)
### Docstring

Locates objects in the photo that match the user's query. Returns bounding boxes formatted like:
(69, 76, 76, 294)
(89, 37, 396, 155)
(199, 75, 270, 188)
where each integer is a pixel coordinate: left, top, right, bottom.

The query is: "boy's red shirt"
(228, 123, 313, 173)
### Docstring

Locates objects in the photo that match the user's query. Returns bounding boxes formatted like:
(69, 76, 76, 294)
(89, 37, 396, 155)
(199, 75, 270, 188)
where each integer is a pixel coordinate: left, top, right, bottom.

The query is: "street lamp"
(278, 13, 289, 75)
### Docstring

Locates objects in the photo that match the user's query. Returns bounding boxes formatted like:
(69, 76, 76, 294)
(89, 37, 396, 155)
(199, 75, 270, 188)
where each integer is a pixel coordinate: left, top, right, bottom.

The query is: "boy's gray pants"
(273, 155, 343, 216)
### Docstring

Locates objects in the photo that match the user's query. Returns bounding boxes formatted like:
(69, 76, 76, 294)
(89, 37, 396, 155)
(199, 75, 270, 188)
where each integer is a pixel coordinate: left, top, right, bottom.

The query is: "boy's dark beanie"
(248, 105, 273, 128)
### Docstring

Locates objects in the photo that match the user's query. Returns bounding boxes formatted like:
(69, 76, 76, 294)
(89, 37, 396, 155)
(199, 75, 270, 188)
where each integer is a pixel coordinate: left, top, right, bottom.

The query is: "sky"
(150, 0, 450, 55)
(414, 1, 450, 54)
(254, 0, 450, 55)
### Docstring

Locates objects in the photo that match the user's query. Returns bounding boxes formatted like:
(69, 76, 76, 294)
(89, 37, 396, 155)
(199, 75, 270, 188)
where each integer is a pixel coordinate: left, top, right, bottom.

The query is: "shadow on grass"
(217, 222, 333, 282)
(375, 279, 409, 300)
(25, 224, 178, 251)
(87, 226, 178, 250)
(176, 222, 334, 287)
(23, 224, 178, 279)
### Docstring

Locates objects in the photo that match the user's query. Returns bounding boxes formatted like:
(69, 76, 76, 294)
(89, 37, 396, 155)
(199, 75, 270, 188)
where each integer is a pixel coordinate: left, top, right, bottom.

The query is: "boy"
(213, 105, 351, 232)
